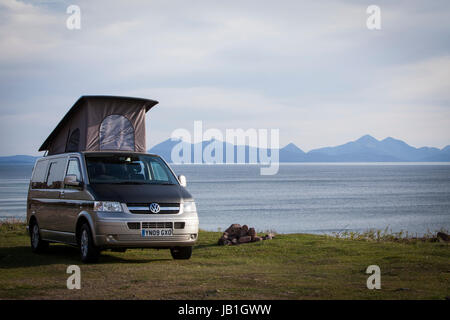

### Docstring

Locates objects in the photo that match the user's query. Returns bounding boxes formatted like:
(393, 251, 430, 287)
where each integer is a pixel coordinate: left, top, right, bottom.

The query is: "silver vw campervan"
(26, 96, 199, 262)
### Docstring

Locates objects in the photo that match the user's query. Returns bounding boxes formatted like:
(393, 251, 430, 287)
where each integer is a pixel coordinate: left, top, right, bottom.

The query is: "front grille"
(127, 203, 180, 214)
(141, 222, 173, 229)
(127, 222, 141, 230)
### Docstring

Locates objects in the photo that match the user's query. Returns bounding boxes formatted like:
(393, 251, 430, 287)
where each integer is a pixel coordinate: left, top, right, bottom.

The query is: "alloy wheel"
(81, 229, 89, 258)
(32, 224, 40, 248)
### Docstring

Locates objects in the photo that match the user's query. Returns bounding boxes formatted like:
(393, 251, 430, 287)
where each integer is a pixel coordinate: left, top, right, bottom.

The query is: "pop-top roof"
(39, 95, 158, 155)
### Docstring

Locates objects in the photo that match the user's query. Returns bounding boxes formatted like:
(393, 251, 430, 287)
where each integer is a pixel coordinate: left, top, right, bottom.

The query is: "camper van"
(27, 96, 198, 262)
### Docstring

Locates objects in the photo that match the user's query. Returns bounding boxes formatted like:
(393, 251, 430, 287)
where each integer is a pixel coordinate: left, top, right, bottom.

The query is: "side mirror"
(64, 175, 83, 188)
(178, 175, 187, 187)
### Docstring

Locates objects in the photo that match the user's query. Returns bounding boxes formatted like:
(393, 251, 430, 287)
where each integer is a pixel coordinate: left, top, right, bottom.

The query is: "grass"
(0, 221, 449, 300)
(330, 226, 449, 243)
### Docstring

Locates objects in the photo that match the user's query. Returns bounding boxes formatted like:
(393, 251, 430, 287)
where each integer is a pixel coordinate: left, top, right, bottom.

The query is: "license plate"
(141, 228, 173, 237)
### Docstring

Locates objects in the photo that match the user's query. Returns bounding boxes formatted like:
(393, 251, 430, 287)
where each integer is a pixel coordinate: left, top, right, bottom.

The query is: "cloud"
(0, 0, 449, 155)
(380, 56, 450, 105)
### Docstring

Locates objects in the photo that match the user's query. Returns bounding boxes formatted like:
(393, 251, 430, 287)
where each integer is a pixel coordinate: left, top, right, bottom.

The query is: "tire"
(170, 246, 192, 260)
(79, 223, 99, 263)
(30, 221, 49, 253)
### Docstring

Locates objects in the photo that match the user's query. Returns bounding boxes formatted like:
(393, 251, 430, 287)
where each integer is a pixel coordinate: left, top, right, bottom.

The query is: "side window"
(65, 158, 82, 186)
(46, 159, 66, 189)
(150, 161, 169, 181)
(31, 160, 48, 189)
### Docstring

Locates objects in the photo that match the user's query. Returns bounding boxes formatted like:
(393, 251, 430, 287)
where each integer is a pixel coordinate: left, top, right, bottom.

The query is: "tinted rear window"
(46, 159, 66, 189)
(31, 160, 48, 189)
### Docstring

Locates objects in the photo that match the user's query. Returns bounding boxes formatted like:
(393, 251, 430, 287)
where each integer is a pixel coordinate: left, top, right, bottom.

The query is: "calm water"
(1, 163, 449, 235)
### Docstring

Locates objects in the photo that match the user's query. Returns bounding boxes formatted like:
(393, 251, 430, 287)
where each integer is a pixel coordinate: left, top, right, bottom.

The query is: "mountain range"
(148, 135, 450, 163)
(0, 155, 41, 164)
(0, 135, 449, 164)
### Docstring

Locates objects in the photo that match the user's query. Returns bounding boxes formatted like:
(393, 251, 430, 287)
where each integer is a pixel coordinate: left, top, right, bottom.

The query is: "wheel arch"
(75, 212, 96, 245)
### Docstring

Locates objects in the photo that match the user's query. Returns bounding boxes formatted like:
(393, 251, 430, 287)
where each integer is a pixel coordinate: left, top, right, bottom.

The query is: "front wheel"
(170, 246, 192, 260)
(79, 223, 99, 263)
(30, 221, 48, 253)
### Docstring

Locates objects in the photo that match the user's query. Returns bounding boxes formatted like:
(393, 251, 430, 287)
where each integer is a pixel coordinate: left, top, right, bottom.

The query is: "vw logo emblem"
(149, 203, 160, 213)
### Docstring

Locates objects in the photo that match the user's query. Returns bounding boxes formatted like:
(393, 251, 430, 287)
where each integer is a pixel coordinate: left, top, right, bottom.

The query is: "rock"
(239, 228, 248, 237)
(229, 227, 243, 238)
(239, 236, 252, 244)
(225, 224, 241, 234)
(219, 224, 271, 245)
(437, 232, 449, 242)
(218, 237, 227, 245)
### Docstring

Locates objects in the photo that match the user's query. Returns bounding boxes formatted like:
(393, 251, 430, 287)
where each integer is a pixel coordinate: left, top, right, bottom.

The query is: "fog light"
(190, 234, 197, 240)
(174, 222, 185, 229)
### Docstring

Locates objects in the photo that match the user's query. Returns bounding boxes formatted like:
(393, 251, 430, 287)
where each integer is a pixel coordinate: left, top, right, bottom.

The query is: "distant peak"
(356, 135, 378, 143)
(282, 142, 304, 153)
(285, 142, 298, 148)
(381, 136, 409, 145)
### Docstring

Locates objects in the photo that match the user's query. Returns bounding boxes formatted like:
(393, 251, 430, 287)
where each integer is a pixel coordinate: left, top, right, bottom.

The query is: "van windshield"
(85, 154, 178, 185)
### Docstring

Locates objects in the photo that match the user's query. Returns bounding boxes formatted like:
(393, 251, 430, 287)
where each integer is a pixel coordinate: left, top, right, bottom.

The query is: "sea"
(1, 163, 449, 235)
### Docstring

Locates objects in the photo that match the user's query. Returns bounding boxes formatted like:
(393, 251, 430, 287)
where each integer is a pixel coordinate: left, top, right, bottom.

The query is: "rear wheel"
(170, 246, 192, 260)
(79, 223, 99, 263)
(30, 221, 48, 253)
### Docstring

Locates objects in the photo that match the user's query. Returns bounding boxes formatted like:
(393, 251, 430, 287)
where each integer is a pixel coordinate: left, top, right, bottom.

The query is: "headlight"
(182, 201, 197, 213)
(94, 201, 123, 212)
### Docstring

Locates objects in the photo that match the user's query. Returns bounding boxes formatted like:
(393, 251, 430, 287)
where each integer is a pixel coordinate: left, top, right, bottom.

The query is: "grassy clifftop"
(0, 222, 448, 300)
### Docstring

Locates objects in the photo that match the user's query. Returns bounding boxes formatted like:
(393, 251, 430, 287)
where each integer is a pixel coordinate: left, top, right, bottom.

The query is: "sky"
(0, 0, 449, 156)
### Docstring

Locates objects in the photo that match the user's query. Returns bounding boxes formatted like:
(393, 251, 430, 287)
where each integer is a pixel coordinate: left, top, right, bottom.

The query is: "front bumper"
(93, 212, 199, 248)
